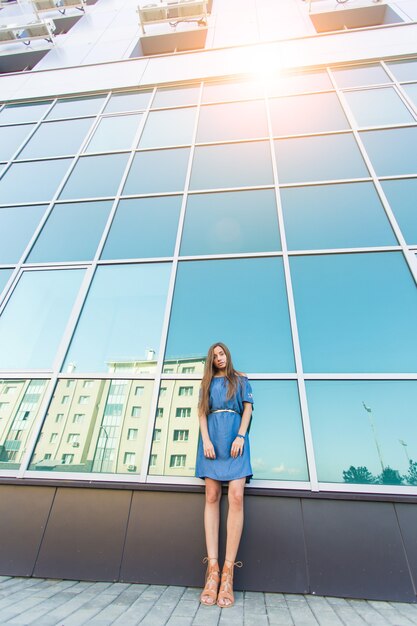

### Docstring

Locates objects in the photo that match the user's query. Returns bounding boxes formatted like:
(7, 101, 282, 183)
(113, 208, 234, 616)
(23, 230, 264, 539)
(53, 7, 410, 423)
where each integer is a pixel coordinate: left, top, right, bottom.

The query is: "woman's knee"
(205, 486, 221, 504)
(228, 488, 244, 509)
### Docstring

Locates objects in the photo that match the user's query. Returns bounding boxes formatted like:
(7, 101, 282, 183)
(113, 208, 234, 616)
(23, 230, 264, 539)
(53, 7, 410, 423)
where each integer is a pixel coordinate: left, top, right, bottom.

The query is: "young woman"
(195, 342, 254, 608)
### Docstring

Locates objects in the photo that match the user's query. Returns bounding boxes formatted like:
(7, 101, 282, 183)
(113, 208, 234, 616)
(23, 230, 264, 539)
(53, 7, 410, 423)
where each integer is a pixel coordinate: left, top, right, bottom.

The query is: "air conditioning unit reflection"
(128, 464, 137, 471)
(139, 3, 168, 23)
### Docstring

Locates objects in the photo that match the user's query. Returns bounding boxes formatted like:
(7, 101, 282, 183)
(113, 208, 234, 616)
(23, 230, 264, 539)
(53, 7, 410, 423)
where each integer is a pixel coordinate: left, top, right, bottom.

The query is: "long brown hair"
(198, 342, 242, 416)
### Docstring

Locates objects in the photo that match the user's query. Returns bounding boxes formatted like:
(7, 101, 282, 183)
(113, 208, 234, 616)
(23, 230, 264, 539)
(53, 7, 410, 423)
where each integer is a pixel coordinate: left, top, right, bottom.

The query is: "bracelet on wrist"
(236, 434, 245, 440)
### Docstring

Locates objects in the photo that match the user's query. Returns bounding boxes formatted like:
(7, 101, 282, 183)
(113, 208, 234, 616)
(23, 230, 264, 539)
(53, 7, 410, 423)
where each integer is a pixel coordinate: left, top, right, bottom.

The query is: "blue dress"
(195, 375, 254, 483)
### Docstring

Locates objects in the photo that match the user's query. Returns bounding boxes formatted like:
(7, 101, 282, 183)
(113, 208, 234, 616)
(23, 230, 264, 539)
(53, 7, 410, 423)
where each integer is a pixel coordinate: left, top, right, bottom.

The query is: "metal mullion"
(0, 99, 57, 181)
(265, 82, 320, 492)
(89, 87, 157, 264)
(22, 470, 151, 483)
(287, 246, 402, 256)
(329, 69, 417, 288)
(56, 373, 155, 380)
(381, 60, 417, 120)
(0, 93, 112, 306)
(95, 257, 174, 266)
(303, 373, 417, 380)
(178, 250, 283, 262)
(318, 482, 417, 495)
(140, 81, 204, 483)
(278, 177, 372, 188)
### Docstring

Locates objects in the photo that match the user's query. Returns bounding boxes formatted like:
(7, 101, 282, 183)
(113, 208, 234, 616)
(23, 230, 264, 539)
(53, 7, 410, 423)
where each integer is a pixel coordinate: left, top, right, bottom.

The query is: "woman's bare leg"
(217, 477, 246, 608)
(204, 477, 222, 558)
(225, 477, 246, 563)
(201, 478, 222, 604)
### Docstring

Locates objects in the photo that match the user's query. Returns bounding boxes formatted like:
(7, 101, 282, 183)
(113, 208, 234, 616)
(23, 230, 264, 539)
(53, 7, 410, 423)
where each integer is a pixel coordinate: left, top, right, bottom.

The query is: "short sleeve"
(242, 377, 254, 408)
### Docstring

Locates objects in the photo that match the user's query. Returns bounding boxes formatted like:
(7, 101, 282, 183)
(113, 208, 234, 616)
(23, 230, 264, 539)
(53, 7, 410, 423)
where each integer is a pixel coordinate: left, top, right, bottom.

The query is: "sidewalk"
(0, 576, 416, 626)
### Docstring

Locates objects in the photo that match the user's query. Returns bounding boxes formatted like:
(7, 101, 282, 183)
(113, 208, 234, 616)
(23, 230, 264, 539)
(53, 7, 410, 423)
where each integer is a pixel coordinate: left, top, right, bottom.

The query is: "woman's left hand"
(231, 436, 244, 458)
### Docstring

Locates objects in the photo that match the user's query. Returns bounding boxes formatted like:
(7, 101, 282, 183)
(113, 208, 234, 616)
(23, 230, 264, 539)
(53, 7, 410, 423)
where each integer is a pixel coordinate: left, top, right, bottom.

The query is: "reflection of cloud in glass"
(307, 380, 417, 484)
(165, 258, 295, 373)
(63, 263, 171, 373)
(249, 380, 308, 481)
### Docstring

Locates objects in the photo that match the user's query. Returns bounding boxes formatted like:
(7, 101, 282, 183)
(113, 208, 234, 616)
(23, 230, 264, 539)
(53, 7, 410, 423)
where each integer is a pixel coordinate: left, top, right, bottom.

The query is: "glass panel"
(149, 379, 200, 476)
(18, 118, 94, 159)
(403, 83, 417, 109)
(0, 124, 36, 161)
(0, 269, 12, 297)
(290, 251, 417, 372)
(59, 153, 129, 200)
(202, 79, 263, 104)
(269, 92, 349, 136)
(123, 148, 189, 195)
(250, 381, 308, 481)
(0, 101, 52, 124)
(381, 178, 417, 245)
(190, 141, 273, 190)
(275, 134, 368, 184)
(104, 91, 152, 114)
(267, 71, 333, 97)
(101, 196, 182, 260)
(165, 258, 295, 373)
(0, 269, 85, 370)
(307, 380, 417, 486)
(197, 101, 268, 142)
(27, 201, 113, 263)
(386, 59, 417, 82)
(46, 95, 106, 120)
(0, 379, 50, 470)
(0, 205, 47, 263)
(63, 263, 171, 373)
(139, 108, 196, 148)
(152, 85, 200, 108)
(281, 182, 397, 250)
(0, 159, 71, 204)
(29, 378, 154, 474)
(180, 189, 281, 255)
(85, 114, 142, 153)
(360, 128, 417, 176)
(343, 87, 414, 127)
(331, 64, 390, 88)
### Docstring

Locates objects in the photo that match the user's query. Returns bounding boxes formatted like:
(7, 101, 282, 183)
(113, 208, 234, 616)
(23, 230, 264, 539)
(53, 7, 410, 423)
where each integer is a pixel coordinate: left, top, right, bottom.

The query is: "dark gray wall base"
(0, 484, 416, 602)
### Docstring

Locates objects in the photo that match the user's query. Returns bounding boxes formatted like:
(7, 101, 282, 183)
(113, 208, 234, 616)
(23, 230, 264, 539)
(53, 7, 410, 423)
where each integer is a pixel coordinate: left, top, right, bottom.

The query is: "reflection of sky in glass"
(281, 182, 396, 250)
(165, 257, 295, 373)
(0, 159, 72, 204)
(0, 101, 52, 124)
(0, 269, 85, 370)
(290, 252, 417, 372)
(269, 92, 349, 136)
(0, 124, 35, 161)
(343, 88, 414, 127)
(101, 196, 182, 260)
(86, 114, 142, 153)
(307, 380, 417, 484)
(250, 380, 308, 481)
(47, 96, 106, 120)
(360, 128, 417, 177)
(331, 64, 389, 88)
(27, 201, 113, 263)
(63, 263, 171, 372)
(275, 134, 368, 184)
(0, 205, 47, 263)
(19, 118, 94, 159)
(381, 178, 417, 245)
(386, 60, 417, 82)
(60, 154, 129, 200)
(180, 189, 281, 256)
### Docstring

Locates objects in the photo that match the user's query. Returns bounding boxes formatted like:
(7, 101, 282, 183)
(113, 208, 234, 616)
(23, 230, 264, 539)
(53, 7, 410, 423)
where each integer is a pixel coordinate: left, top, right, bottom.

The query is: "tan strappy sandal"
(217, 559, 243, 608)
(200, 557, 220, 606)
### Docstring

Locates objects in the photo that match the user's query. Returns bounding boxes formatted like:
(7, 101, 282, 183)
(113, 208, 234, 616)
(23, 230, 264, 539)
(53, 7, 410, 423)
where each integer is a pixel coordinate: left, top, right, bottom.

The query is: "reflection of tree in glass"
(378, 466, 403, 485)
(406, 460, 417, 485)
(343, 465, 375, 484)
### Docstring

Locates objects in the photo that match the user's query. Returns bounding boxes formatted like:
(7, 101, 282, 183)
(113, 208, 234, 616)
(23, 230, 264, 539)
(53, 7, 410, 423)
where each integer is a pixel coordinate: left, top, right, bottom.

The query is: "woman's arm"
(199, 411, 216, 459)
(231, 401, 252, 458)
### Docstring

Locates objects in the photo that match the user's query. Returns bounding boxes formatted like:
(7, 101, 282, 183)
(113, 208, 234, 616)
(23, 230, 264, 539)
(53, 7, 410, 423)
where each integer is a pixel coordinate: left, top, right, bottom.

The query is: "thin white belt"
(210, 409, 239, 414)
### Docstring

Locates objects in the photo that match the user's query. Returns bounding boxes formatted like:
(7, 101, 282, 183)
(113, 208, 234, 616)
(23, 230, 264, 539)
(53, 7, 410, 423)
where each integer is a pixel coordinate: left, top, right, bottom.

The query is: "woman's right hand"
(203, 439, 216, 459)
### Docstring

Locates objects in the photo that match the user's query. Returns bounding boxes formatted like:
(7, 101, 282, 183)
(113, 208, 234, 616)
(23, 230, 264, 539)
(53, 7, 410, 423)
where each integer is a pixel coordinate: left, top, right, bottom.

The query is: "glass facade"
(0, 58, 416, 492)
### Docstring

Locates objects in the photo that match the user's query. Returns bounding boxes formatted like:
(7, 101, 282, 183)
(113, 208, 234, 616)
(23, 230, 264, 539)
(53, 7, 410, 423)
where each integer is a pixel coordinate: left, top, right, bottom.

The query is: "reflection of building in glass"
(0, 380, 49, 469)
(29, 356, 204, 474)
(30, 378, 154, 473)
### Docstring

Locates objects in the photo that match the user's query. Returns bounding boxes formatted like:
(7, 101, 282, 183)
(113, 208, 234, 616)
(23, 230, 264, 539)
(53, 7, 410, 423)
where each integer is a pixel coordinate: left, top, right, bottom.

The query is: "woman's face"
(213, 345, 227, 371)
